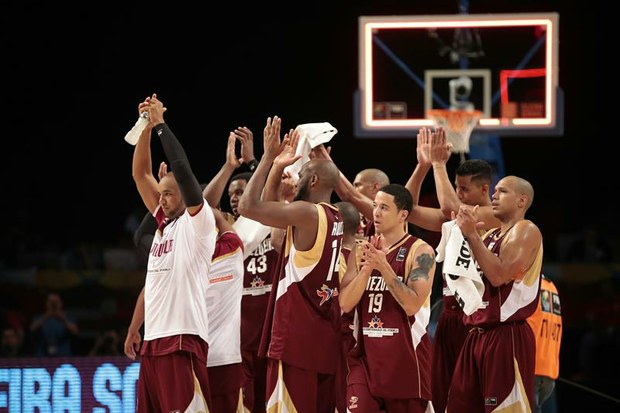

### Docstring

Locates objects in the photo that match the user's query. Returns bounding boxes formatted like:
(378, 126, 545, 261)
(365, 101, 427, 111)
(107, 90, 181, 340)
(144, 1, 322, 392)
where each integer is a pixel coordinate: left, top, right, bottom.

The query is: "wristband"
(248, 159, 258, 172)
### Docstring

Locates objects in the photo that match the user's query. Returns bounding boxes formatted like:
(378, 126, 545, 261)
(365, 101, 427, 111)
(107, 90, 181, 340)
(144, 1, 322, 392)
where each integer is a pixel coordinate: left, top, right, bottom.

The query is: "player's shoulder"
(512, 219, 542, 239)
(320, 202, 340, 212)
(414, 239, 436, 255)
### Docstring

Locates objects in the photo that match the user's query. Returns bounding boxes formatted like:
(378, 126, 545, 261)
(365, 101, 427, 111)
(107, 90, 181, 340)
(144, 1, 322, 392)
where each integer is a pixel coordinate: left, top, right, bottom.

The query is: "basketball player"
(309, 144, 389, 238)
(126, 206, 246, 412)
(447, 176, 542, 412)
(333, 201, 362, 413)
(129, 94, 216, 412)
(203, 131, 277, 413)
(202, 124, 257, 219)
(348, 168, 390, 237)
(237, 116, 344, 413)
(427, 128, 498, 227)
(129, 162, 249, 411)
(404, 126, 450, 232)
(405, 127, 501, 413)
(206, 207, 245, 413)
(339, 184, 436, 413)
(526, 274, 562, 413)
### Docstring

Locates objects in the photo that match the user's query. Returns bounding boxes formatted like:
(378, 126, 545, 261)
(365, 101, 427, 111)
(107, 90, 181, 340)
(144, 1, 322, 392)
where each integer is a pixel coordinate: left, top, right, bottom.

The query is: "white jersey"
(206, 231, 244, 367)
(144, 203, 217, 344)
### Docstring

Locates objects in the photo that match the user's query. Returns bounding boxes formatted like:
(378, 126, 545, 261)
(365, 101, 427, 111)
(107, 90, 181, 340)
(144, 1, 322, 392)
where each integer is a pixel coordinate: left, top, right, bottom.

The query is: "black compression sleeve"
(133, 212, 157, 255)
(154, 123, 203, 206)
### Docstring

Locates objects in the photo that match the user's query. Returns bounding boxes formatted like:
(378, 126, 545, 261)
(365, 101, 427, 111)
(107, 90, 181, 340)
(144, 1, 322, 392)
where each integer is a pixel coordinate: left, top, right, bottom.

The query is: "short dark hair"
(230, 171, 253, 183)
(455, 159, 493, 185)
(378, 184, 413, 213)
(335, 201, 360, 236)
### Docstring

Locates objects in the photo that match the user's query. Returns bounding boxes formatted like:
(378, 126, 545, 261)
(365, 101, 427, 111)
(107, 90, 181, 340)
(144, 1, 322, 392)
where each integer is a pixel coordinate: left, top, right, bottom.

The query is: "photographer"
(29, 292, 79, 356)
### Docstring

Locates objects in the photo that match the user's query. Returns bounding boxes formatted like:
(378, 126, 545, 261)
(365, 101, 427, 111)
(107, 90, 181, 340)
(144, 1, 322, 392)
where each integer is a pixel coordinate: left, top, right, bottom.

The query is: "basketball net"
(427, 109, 482, 154)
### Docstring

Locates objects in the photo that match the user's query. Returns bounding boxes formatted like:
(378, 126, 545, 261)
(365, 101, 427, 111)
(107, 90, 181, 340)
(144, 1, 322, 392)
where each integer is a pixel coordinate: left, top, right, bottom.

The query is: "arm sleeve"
(133, 212, 158, 255)
(154, 123, 204, 207)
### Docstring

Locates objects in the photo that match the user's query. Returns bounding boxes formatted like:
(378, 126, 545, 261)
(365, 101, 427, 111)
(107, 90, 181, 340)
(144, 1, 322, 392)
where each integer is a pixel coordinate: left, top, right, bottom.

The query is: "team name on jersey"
(332, 221, 344, 236)
(150, 239, 174, 257)
(366, 275, 403, 291)
(249, 238, 274, 256)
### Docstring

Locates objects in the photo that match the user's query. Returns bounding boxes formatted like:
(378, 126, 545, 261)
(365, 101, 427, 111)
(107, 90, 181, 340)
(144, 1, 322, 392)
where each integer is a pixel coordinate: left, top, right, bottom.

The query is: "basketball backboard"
(354, 12, 562, 137)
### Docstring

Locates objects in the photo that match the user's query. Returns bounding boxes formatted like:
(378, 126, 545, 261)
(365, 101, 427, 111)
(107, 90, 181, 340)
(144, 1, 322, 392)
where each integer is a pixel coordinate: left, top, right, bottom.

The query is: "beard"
(293, 181, 309, 202)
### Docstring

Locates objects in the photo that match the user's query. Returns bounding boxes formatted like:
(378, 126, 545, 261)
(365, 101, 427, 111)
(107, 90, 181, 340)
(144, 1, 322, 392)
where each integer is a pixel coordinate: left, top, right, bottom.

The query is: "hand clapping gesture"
(232, 126, 256, 166)
(416, 127, 433, 167)
(360, 234, 389, 273)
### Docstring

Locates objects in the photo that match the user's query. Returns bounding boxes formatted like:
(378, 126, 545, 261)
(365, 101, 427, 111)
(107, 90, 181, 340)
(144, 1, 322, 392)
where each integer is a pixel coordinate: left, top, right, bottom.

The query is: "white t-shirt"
(206, 231, 244, 367)
(144, 203, 216, 344)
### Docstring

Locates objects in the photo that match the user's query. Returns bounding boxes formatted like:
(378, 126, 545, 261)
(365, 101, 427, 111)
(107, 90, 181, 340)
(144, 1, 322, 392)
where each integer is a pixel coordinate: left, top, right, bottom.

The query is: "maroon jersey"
(336, 246, 356, 413)
(338, 247, 357, 354)
(241, 234, 279, 352)
(463, 228, 543, 328)
(356, 214, 373, 238)
(441, 276, 462, 308)
(351, 234, 433, 400)
(259, 202, 344, 374)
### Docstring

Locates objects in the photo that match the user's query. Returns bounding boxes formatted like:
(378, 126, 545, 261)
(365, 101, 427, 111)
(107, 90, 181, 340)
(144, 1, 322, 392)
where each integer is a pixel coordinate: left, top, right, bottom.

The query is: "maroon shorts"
(208, 362, 244, 413)
(431, 306, 469, 413)
(265, 358, 335, 413)
(346, 357, 430, 413)
(241, 349, 267, 413)
(447, 322, 536, 413)
(136, 350, 211, 413)
(334, 348, 348, 413)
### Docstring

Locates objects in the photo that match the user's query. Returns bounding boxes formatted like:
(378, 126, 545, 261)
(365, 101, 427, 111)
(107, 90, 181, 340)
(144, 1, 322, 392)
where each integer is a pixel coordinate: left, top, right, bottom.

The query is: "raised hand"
(233, 126, 255, 165)
(360, 234, 388, 271)
(146, 93, 166, 126)
(138, 96, 151, 117)
(157, 161, 168, 180)
(279, 171, 297, 202)
(454, 204, 485, 239)
(416, 127, 432, 167)
(273, 128, 302, 169)
(226, 132, 243, 169)
(262, 116, 284, 160)
(430, 127, 452, 165)
(310, 144, 332, 161)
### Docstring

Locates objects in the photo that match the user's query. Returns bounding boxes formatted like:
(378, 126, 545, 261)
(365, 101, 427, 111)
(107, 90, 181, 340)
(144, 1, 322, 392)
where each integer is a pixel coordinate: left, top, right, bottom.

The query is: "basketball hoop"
(427, 109, 482, 154)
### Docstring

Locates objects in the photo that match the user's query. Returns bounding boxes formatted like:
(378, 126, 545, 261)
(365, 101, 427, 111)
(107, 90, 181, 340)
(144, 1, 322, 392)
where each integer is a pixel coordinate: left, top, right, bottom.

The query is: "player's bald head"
(308, 159, 340, 189)
(502, 175, 535, 210)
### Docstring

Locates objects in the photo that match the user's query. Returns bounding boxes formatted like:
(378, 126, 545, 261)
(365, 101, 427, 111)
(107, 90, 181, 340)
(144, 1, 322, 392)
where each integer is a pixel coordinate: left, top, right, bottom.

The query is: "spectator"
(89, 329, 121, 356)
(1, 300, 26, 349)
(29, 292, 79, 356)
(1, 327, 25, 357)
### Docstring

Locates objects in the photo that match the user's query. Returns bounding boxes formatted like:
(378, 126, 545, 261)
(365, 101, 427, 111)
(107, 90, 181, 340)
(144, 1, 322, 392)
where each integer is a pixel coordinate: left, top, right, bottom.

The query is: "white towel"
(233, 216, 272, 260)
(436, 220, 485, 315)
(284, 122, 338, 180)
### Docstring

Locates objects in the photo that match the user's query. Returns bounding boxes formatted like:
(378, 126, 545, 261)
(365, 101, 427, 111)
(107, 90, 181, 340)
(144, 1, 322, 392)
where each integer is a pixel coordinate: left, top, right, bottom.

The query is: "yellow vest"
(526, 276, 562, 379)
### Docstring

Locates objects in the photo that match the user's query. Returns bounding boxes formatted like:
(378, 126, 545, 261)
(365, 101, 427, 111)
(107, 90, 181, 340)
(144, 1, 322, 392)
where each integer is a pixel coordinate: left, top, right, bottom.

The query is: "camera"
(449, 76, 474, 110)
